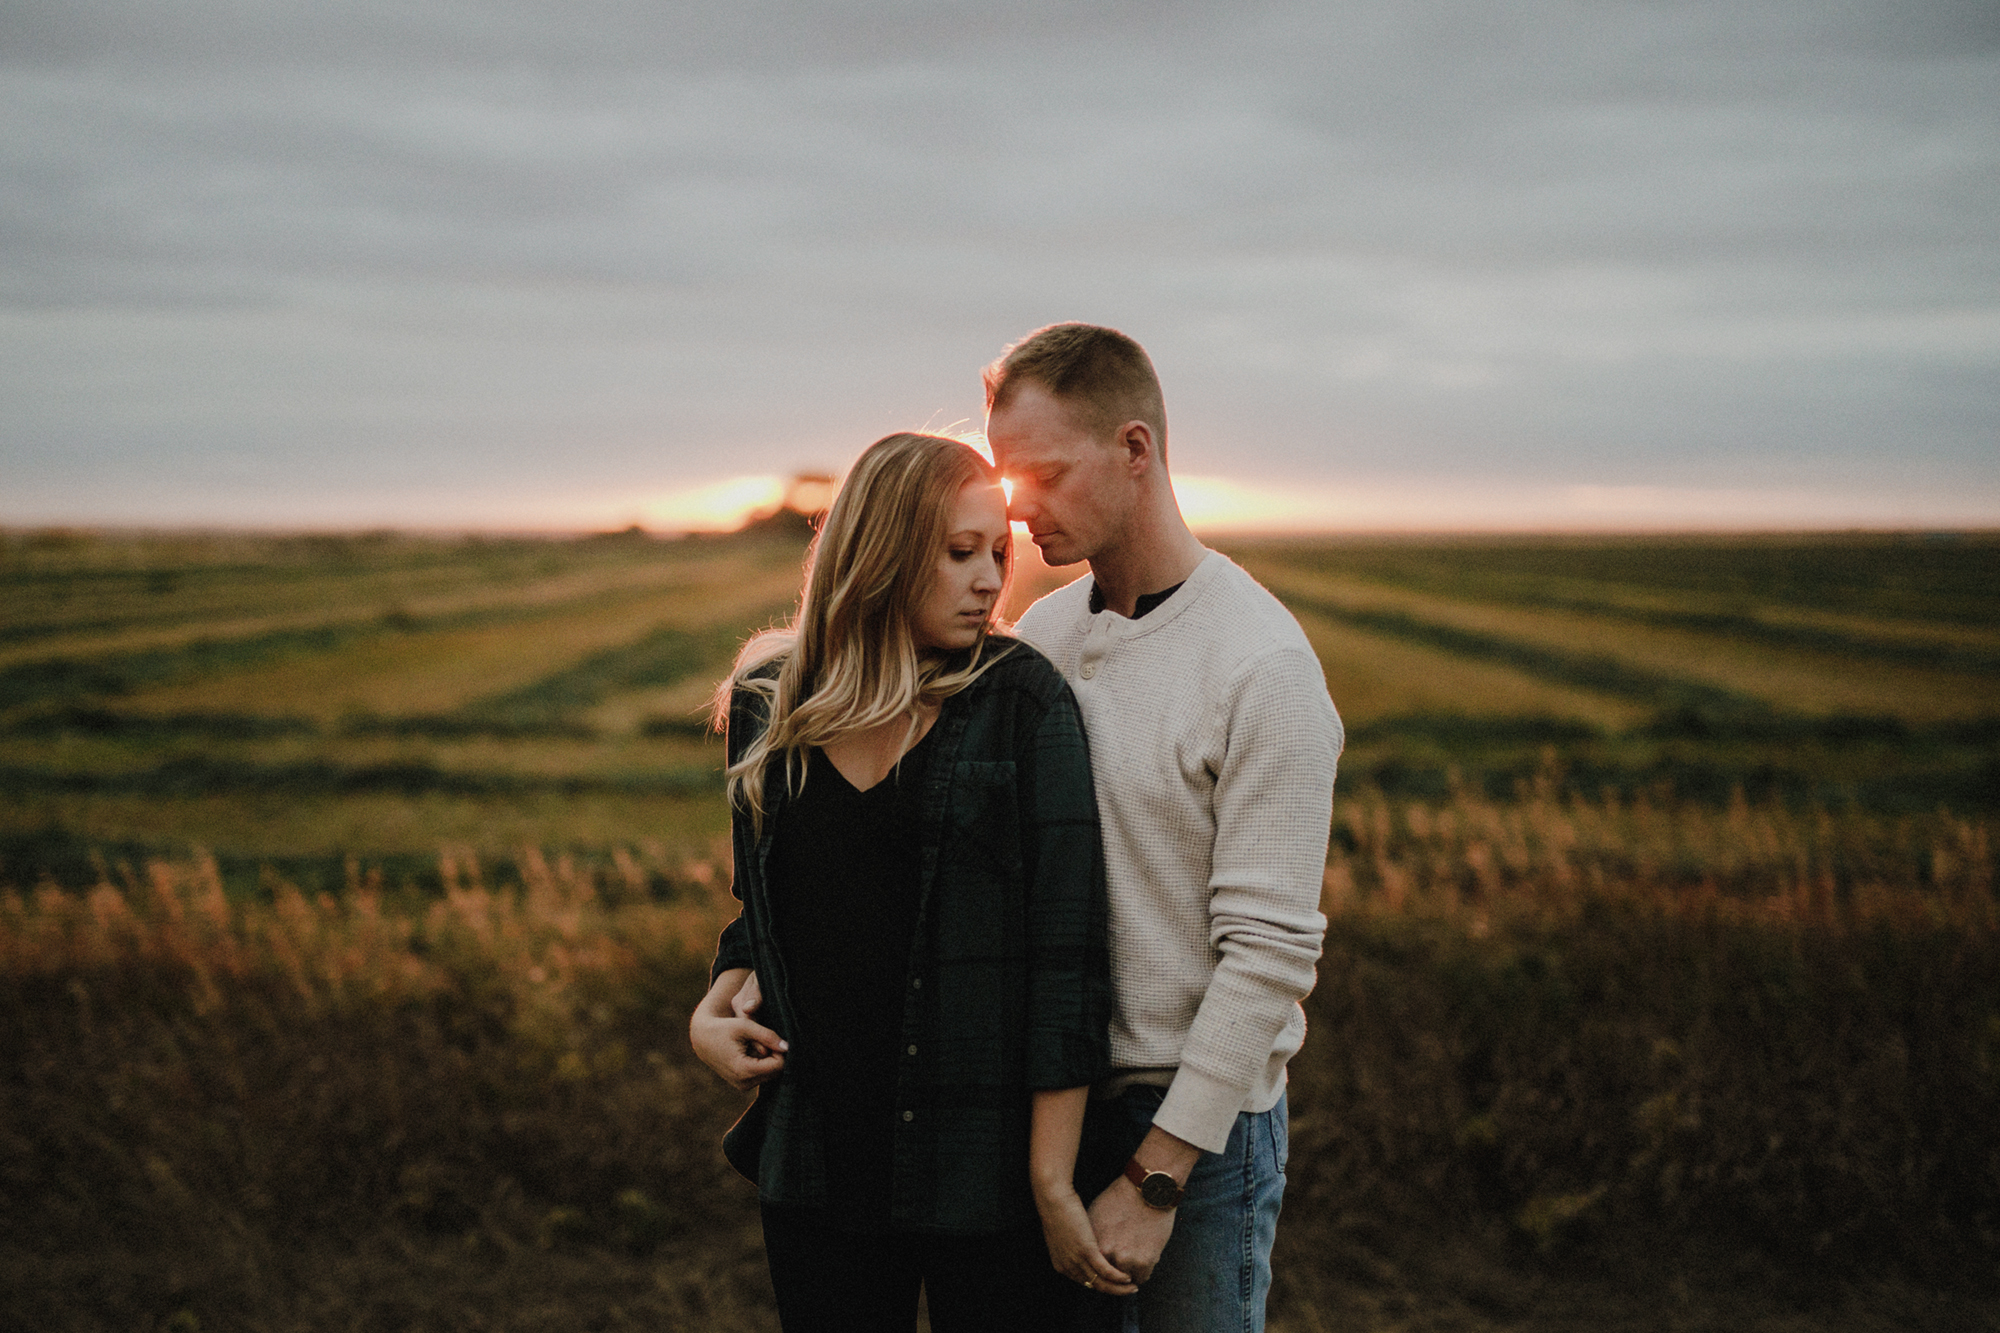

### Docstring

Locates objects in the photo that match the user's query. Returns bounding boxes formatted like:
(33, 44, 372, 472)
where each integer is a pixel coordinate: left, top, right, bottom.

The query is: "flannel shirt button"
(902, 1110, 914, 1122)
(905, 1044, 917, 1056)
(910, 977, 921, 989)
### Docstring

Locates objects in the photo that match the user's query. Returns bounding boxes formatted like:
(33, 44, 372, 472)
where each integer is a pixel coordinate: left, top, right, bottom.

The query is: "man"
(985, 323, 1341, 1332)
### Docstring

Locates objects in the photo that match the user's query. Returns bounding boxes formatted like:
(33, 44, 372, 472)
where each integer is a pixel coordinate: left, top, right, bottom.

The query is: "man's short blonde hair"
(983, 323, 1167, 459)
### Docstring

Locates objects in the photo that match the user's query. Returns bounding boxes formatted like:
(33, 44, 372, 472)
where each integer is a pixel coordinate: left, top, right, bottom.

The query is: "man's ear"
(1117, 420, 1155, 475)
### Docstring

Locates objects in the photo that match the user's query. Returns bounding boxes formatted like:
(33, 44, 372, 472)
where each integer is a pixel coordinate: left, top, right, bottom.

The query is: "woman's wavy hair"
(712, 432, 1012, 828)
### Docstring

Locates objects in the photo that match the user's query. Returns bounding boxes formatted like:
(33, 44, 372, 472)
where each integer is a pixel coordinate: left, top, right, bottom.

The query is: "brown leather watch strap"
(1123, 1157, 1186, 1209)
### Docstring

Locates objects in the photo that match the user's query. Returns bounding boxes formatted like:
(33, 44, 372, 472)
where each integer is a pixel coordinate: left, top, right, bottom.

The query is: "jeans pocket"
(1270, 1098, 1290, 1175)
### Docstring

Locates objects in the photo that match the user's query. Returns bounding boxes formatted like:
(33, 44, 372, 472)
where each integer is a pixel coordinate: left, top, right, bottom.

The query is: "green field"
(0, 526, 812, 895)
(2, 524, 1997, 1331)
(3, 526, 1994, 896)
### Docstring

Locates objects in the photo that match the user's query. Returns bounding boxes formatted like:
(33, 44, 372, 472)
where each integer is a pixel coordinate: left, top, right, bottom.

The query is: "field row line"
(1274, 590, 1774, 721)
(0, 587, 782, 720)
(0, 545, 778, 667)
(0, 757, 723, 799)
(1309, 568, 2000, 676)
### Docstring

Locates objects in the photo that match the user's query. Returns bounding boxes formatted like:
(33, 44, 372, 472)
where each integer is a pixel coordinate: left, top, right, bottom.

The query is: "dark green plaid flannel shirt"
(709, 637, 1111, 1233)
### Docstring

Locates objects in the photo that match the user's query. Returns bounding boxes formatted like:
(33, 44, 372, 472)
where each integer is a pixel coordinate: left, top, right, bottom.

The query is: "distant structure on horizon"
(736, 472, 835, 539)
(779, 473, 835, 518)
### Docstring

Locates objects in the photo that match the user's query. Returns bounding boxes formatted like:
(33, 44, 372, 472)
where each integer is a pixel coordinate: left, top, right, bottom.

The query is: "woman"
(689, 432, 1133, 1331)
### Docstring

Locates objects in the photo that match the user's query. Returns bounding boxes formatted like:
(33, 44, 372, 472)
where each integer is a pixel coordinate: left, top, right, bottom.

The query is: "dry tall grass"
(1, 845, 771, 1331)
(1288, 781, 1998, 1317)
(1325, 773, 1995, 934)
(3, 788, 1995, 1330)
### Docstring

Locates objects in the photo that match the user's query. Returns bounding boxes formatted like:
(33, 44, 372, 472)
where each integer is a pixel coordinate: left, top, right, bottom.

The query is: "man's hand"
(690, 967, 787, 1094)
(1086, 1125, 1201, 1284)
(1085, 1176, 1177, 1285)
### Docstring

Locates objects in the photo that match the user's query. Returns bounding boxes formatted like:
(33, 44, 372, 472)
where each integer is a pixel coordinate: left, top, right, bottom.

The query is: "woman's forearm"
(1029, 1085, 1091, 1203)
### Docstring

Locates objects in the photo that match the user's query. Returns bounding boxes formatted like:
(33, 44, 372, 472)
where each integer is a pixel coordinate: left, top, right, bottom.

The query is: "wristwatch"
(1123, 1157, 1186, 1210)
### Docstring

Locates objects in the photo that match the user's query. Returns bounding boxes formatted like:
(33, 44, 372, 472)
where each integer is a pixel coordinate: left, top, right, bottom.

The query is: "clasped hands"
(1036, 1174, 1177, 1297)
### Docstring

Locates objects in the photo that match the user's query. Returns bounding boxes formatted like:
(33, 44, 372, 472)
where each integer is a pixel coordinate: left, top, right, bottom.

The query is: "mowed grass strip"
(1288, 605, 1647, 731)
(2, 539, 495, 655)
(0, 528, 746, 645)
(1242, 555, 1999, 724)
(0, 538, 792, 673)
(0, 565, 730, 714)
(1255, 563, 1762, 718)
(1253, 544, 2000, 676)
(0, 545, 513, 649)
(0, 755, 719, 799)
(365, 604, 790, 739)
(109, 568, 799, 726)
(1450, 580, 2000, 672)
(1240, 533, 2000, 629)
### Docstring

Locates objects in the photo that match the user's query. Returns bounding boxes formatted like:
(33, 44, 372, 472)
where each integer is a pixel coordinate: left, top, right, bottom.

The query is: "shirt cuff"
(1149, 1063, 1247, 1155)
(710, 916, 754, 983)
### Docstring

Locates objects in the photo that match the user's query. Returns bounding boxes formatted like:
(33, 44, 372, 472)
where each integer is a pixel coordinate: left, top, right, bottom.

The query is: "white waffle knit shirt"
(1014, 551, 1342, 1153)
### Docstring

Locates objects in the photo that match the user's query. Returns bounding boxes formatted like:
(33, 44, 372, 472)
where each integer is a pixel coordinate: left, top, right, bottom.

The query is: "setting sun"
(637, 475, 789, 532)
(1170, 475, 1335, 532)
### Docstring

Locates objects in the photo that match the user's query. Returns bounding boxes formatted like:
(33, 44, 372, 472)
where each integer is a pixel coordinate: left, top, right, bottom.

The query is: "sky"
(3, 0, 1997, 532)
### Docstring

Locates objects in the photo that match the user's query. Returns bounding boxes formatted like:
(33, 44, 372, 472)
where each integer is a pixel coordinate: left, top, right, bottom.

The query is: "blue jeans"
(1074, 1085, 1288, 1333)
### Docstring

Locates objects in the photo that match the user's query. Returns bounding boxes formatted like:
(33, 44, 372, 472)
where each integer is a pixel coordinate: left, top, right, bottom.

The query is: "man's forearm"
(1130, 1123, 1200, 1182)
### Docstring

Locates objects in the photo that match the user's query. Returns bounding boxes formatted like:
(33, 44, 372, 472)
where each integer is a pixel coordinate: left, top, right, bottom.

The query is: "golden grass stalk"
(1324, 780, 1994, 936)
(0, 841, 740, 1023)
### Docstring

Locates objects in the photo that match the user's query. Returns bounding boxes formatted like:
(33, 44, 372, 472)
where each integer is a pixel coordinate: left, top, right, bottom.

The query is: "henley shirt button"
(1080, 662, 1097, 679)
(901, 1110, 914, 1123)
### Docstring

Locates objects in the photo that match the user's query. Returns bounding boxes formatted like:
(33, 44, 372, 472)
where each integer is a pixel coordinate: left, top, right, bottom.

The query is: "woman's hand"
(690, 968, 787, 1093)
(1036, 1184, 1136, 1297)
(1028, 1086, 1135, 1296)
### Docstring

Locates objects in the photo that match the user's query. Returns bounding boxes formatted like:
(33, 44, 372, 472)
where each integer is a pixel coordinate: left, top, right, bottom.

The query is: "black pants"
(761, 1205, 1076, 1332)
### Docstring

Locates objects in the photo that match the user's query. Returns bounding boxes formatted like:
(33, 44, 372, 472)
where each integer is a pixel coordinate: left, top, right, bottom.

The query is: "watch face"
(1139, 1172, 1182, 1209)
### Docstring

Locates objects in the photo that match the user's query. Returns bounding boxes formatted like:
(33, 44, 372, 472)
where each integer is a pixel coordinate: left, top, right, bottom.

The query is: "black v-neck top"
(765, 725, 938, 1226)
(714, 640, 1112, 1232)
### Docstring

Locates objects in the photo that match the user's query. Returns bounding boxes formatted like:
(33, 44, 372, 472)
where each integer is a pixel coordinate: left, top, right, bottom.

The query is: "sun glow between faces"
(630, 469, 1330, 537)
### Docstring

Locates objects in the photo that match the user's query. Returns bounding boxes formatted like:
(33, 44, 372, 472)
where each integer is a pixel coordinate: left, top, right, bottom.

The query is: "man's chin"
(1033, 537, 1087, 567)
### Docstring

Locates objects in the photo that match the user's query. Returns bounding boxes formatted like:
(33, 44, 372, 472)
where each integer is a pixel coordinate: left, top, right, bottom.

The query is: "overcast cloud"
(3, 0, 1996, 528)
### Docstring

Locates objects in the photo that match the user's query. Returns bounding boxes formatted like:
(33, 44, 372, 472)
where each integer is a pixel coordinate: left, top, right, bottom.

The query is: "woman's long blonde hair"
(714, 432, 1012, 828)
